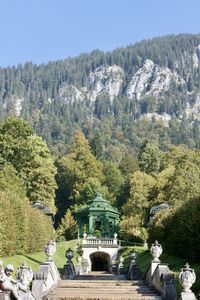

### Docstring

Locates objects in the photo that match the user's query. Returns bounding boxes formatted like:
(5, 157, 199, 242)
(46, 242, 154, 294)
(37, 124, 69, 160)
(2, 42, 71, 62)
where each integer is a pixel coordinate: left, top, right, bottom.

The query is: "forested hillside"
(1, 34, 200, 157)
(1, 34, 200, 260)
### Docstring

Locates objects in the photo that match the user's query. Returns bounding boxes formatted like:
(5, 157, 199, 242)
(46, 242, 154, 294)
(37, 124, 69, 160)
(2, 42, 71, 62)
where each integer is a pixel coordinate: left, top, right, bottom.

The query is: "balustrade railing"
(82, 237, 120, 246)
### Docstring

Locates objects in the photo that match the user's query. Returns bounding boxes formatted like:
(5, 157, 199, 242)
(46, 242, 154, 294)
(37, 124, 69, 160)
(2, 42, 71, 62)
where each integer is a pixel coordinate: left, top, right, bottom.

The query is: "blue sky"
(0, 0, 199, 67)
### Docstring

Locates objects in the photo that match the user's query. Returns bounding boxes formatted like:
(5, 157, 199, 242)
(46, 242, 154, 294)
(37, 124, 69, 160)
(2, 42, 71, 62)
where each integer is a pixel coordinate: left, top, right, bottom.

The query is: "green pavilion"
(76, 193, 120, 238)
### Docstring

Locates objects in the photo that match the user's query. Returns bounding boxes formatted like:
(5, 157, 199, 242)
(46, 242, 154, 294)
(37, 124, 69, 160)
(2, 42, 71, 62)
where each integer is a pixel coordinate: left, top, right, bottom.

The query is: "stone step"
(58, 280, 146, 286)
(44, 272, 161, 300)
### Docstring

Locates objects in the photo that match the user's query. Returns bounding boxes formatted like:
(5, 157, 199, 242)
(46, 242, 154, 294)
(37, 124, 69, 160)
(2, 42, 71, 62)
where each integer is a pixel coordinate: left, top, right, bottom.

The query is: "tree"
(0, 163, 54, 256)
(89, 130, 104, 160)
(56, 209, 77, 240)
(0, 191, 17, 256)
(138, 141, 163, 176)
(25, 135, 57, 212)
(103, 161, 124, 205)
(0, 117, 57, 212)
(120, 170, 156, 242)
(167, 153, 200, 205)
(0, 164, 30, 254)
(119, 153, 138, 177)
(55, 130, 105, 224)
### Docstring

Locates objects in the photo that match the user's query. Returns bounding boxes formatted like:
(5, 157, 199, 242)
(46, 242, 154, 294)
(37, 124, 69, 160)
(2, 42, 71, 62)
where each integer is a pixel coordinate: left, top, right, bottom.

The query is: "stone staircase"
(44, 272, 161, 300)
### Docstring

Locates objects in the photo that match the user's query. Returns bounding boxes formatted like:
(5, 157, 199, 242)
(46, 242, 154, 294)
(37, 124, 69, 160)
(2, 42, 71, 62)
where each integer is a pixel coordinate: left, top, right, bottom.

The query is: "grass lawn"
(0, 240, 78, 272)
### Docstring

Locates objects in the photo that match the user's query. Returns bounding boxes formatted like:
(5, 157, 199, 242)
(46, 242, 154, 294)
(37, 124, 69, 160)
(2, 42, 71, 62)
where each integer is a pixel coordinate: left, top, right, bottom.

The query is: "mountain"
(1, 33, 200, 157)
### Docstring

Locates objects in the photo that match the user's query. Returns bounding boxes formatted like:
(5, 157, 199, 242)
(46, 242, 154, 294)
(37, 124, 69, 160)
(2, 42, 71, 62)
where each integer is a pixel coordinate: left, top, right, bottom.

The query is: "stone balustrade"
(144, 240, 200, 300)
(0, 240, 60, 300)
(82, 237, 120, 247)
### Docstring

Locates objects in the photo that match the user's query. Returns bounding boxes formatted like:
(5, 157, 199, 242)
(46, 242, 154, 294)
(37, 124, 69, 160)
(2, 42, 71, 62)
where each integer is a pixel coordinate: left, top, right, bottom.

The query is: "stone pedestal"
(82, 259, 90, 274)
(32, 261, 60, 300)
(179, 292, 196, 300)
(0, 292, 11, 300)
(61, 262, 76, 279)
(150, 261, 159, 276)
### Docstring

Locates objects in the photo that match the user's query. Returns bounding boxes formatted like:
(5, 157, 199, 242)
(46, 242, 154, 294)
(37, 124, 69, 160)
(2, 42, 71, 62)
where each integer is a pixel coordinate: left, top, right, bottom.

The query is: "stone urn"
(76, 256, 82, 264)
(150, 240, 163, 262)
(16, 263, 33, 287)
(44, 240, 56, 261)
(119, 256, 124, 267)
(179, 263, 196, 293)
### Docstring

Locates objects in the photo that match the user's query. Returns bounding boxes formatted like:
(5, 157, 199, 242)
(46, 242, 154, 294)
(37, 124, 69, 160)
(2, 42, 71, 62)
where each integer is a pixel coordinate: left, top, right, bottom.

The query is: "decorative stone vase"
(179, 263, 196, 293)
(16, 263, 33, 287)
(44, 240, 56, 261)
(150, 240, 162, 262)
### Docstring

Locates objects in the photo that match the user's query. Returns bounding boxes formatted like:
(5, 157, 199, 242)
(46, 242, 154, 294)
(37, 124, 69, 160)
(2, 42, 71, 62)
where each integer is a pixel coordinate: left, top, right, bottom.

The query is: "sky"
(0, 0, 199, 67)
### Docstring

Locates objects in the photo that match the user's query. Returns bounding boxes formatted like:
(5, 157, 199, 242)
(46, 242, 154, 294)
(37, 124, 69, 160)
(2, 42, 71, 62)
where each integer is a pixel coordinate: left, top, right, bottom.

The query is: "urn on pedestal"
(44, 240, 56, 262)
(179, 263, 196, 293)
(150, 240, 163, 262)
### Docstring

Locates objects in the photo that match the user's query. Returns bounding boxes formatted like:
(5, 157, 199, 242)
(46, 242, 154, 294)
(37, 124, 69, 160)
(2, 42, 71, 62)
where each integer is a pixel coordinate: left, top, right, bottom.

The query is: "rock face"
(126, 59, 185, 100)
(140, 113, 172, 127)
(87, 65, 124, 102)
(5, 40, 200, 125)
(58, 84, 84, 104)
(53, 57, 200, 125)
(57, 60, 186, 106)
(185, 92, 200, 120)
(57, 65, 124, 105)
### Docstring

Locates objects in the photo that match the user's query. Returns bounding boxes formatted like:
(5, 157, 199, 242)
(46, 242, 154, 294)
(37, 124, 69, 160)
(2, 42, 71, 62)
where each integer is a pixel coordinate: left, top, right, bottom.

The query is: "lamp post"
(129, 251, 137, 263)
(65, 248, 74, 263)
(61, 248, 75, 279)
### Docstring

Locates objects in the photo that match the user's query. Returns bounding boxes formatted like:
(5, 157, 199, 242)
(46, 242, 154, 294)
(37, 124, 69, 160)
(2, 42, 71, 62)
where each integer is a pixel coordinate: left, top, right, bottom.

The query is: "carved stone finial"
(44, 240, 56, 261)
(179, 263, 196, 293)
(150, 240, 163, 262)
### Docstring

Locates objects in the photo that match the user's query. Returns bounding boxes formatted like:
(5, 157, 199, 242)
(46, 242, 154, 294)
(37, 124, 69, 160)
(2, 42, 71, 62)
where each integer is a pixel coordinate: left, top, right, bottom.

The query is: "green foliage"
(119, 153, 138, 177)
(120, 171, 156, 241)
(0, 117, 57, 212)
(138, 141, 163, 176)
(103, 161, 124, 205)
(55, 130, 106, 223)
(25, 135, 57, 212)
(0, 164, 53, 256)
(0, 164, 30, 254)
(28, 208, 53, 252)
(56, 209, 77, 241)
(0, 191, 17, 256)
(148, 196, 200, 261)
(89, 130, 104, 160)
(147, 148, 200, 261)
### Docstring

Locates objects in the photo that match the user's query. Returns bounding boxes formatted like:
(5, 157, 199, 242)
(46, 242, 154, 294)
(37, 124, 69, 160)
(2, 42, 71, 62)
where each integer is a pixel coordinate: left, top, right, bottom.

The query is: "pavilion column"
(89, 215, 94, 235)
